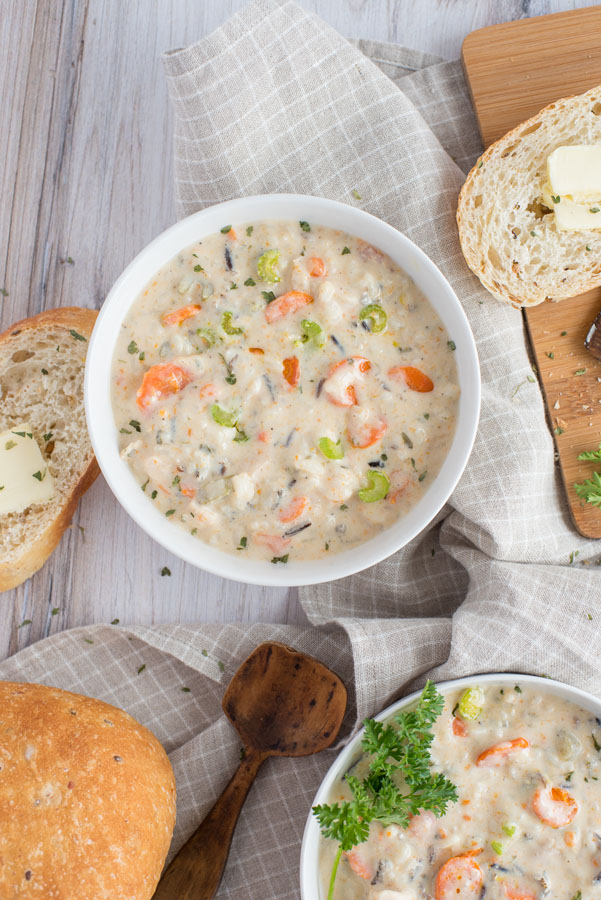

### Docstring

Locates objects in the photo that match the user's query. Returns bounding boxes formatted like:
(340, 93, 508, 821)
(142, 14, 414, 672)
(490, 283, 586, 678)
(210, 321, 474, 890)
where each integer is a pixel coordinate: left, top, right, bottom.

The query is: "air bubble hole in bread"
(457, 85, 601, 307)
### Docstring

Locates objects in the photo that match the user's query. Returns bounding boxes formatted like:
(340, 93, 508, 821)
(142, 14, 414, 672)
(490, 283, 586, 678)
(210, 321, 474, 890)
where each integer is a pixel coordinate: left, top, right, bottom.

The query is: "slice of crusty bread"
(0, 681, 176, 900)
(0, 307, 99, 591)
(457, 84, 601, 307)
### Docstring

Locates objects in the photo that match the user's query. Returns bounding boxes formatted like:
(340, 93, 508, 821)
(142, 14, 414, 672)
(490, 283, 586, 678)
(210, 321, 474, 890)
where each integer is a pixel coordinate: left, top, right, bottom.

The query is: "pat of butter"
(0, 425, 55, 516)
(548, 146, 601, 198)
(544, 145, 601, 232)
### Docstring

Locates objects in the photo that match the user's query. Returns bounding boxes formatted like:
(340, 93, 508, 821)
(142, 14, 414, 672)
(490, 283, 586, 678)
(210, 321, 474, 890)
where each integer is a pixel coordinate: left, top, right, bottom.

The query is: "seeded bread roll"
(0, 681, 176, 899)
(457, 84, 601, 307)
(0, 307, 100, 590)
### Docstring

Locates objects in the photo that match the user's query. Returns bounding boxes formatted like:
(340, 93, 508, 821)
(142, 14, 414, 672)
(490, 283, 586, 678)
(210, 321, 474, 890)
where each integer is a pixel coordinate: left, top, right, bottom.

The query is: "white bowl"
(85, 194, 480, 587)
(300, 672, 601, 899)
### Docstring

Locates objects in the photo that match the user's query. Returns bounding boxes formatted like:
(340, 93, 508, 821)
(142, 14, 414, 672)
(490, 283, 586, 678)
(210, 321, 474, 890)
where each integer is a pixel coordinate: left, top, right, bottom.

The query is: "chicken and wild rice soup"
(111, 220, 459, 562)
(319, 683, 601, 899)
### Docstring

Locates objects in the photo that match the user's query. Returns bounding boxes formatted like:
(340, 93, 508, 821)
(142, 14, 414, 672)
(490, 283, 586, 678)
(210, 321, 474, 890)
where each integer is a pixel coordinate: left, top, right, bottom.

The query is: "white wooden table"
(0, 0, 595, 660)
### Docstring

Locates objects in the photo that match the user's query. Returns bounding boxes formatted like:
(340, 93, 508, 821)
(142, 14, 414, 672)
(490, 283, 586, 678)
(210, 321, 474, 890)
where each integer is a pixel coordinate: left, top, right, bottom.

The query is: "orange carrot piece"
(249, 347, 265, 354)
(308, 257, 326, 277)
(161, 304, 201, 327)
(264, 291, 313, 323)
(136, 362, 193, 410)
(452, 716, 469, 737)
(282, 356, 300, 388)
(388, 365, 434, 392)
(279, 496, 308, 523)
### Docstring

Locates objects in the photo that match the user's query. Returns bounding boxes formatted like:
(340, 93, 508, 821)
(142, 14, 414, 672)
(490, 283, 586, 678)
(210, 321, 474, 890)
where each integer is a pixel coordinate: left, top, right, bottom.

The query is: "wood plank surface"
(462, 6, 601, 537)
(0, 0, 596, 661)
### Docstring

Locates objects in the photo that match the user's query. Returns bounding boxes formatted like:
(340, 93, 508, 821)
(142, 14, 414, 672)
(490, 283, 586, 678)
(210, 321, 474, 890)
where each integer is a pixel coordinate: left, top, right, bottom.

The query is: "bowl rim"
(299, 671, 601, 900)
(84, 193, 481, 587)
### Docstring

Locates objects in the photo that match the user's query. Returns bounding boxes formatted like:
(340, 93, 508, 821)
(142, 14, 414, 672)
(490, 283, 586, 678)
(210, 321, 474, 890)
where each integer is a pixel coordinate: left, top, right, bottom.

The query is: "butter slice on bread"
(0, 681, 176, 899)
(457, 84, 601, 307)
(0, 307, 99, 591)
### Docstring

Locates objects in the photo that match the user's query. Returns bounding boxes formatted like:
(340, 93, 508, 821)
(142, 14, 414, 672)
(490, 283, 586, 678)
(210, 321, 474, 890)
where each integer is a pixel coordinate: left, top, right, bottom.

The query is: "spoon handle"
(153, 747, 266, 900)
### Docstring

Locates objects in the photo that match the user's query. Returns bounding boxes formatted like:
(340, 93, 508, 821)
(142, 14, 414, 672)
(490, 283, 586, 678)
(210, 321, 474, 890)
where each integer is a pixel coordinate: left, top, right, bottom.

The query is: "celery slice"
(319, 437, 344, 460)
(257, 249, 280, 283)
(358, 470, 389, 502)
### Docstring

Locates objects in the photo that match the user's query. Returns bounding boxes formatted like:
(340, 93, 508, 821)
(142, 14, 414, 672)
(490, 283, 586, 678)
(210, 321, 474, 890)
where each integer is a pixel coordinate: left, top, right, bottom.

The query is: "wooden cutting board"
(462, 6, 601, 539)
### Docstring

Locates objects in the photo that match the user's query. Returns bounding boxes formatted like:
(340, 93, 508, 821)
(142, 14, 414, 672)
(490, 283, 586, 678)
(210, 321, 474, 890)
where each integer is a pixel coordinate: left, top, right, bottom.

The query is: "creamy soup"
(319, 683, 601, 899)
(111, 221, 459, 562)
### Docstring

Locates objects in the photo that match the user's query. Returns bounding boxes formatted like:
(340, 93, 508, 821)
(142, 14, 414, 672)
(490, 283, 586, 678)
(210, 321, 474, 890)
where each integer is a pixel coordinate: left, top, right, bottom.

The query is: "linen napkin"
(3, 3, 601, 898)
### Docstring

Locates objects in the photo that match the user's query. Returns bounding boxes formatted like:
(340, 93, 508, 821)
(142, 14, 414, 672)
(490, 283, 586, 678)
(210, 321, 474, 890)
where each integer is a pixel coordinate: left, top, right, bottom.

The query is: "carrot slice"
(279, 496, 308, 523)
(532, 785, 578, 828)
(388, 365, 434, 392)
(476, 738, 529, 767)
(308, 257, 326, 277)
(452, 716, 469, 737)
(161, 304, 201, 327)
(136, 362, 193, 410)
(283, 356, 300, 388)
(254, 533, 291, 555)
(435, 856, 483, 900)
(264, 291, 313, 323)
(249, 347, 265, 354)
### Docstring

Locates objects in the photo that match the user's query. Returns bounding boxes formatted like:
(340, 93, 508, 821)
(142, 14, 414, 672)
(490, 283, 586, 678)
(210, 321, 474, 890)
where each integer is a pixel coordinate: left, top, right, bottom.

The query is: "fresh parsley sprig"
(575, 444, 601, 508)
(575, 471, 601, 508)
(313, 681, 457, 900)
(578, 443, 601, 462)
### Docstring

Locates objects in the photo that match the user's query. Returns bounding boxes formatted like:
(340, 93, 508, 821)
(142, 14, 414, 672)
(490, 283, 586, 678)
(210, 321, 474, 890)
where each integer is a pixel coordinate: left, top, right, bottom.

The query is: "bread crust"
(457, 85, 601, 307)
(0, 681, 176, 899)
(0, 307, 100, 591)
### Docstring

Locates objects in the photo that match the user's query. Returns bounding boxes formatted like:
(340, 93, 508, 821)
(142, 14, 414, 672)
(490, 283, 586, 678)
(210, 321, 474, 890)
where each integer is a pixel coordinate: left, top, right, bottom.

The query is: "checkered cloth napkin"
(3, 2, 601, 897)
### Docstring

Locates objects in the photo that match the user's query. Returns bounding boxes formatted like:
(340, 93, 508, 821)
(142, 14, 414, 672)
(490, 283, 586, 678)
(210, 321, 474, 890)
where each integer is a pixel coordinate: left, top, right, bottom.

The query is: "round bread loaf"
(0, 681, 176, 899)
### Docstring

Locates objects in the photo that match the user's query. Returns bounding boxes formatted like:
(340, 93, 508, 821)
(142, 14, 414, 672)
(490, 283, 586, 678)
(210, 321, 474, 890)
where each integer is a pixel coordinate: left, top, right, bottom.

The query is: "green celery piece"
(300, 319, 324, 347)
(358, 470, 389, 502)
(359, 304, 387, 333)
(211, 404, 238, 428)
(257, 249, 280, 283)
(319, 437, 344, 460)
(197, 327, 217, 347)
(222, 312, 243, 335)
(457, 686, 484, 720)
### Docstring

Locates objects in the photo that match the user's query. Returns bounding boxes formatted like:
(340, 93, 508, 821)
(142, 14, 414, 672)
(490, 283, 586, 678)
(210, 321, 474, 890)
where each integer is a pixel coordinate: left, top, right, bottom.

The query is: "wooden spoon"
(153, 641, 347, 900)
